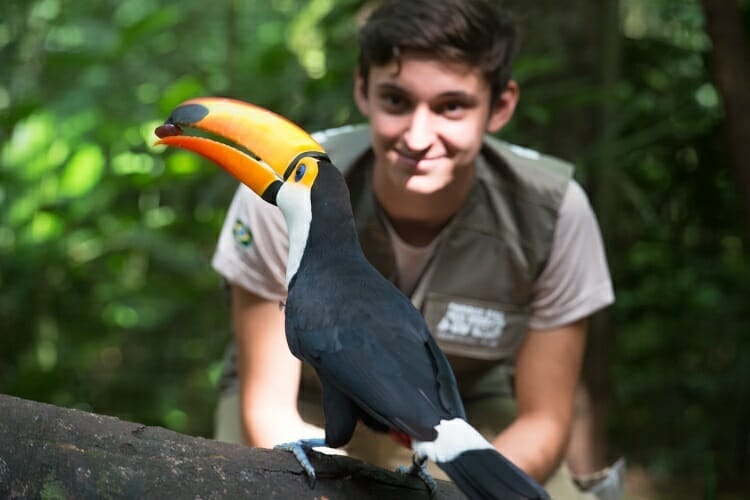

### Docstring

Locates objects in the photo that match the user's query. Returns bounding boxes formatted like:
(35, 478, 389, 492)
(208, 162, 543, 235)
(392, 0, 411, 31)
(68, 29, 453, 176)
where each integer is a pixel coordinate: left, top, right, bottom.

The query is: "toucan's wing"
(286, 263, 465, 440)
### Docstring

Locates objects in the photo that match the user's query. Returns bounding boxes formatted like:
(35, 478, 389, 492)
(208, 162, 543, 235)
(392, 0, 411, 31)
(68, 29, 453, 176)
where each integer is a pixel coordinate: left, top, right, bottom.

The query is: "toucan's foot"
(275, 438, 327, 488)
(396, 453, 438, 497)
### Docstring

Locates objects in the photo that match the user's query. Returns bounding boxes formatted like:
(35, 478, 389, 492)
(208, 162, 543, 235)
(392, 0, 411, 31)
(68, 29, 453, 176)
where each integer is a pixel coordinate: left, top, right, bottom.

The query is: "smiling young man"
(363, 56, 515, 246)
(211, 1, 618, 498)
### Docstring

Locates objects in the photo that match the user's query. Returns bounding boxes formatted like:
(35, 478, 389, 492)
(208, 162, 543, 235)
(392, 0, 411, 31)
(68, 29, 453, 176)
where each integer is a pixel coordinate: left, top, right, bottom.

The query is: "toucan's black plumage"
(286, 160, 547, 499)
(156, 97, 549, 500)
(285, 159, 464, 444)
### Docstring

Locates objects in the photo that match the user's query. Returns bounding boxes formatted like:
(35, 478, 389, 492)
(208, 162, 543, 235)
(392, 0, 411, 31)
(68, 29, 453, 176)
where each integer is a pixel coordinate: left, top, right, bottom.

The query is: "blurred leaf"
(59, 144, 104, 197)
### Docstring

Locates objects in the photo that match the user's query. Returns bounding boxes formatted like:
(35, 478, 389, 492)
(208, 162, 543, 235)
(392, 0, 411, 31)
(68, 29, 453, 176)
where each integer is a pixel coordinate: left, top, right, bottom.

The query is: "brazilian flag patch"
(233, 218, 253, 247)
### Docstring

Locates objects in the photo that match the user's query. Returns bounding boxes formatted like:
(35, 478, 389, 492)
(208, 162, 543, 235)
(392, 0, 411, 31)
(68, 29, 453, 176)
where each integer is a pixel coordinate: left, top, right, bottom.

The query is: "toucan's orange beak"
(155, 97, 326, 201)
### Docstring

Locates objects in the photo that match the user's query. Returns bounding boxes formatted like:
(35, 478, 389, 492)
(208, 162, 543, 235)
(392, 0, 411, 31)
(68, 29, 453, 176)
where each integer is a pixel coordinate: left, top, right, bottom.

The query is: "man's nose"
(403, 106, 436, 152)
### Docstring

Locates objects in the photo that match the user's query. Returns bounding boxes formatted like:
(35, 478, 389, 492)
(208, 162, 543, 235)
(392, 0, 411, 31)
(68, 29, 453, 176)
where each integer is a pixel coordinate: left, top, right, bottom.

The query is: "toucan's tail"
(438, 448, 549, 500)
(413, 418, 549, 500)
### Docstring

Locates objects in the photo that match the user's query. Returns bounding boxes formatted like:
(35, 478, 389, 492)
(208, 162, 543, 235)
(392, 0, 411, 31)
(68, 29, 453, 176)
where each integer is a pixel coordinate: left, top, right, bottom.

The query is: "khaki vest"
(312, 125, 573, 398)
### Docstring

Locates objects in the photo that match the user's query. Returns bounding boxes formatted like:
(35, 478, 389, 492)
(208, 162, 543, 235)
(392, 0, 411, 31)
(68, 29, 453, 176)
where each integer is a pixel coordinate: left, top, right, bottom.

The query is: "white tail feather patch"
(412, 418, 494, 463)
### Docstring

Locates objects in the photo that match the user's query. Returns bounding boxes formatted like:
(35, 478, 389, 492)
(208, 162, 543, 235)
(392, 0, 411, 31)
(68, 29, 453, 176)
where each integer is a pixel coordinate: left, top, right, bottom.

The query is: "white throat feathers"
(276, 181, 313, 286)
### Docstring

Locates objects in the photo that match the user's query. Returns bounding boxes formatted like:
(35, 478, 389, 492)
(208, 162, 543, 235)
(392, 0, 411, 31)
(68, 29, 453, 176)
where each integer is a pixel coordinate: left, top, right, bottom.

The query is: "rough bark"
(701, 0, 750, 238)
(0, 394, 462, 499)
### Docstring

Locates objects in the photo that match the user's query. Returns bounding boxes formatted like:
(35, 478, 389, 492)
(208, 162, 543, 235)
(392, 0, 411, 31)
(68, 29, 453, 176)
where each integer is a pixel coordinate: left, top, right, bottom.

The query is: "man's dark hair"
(357, 0, 519, 101)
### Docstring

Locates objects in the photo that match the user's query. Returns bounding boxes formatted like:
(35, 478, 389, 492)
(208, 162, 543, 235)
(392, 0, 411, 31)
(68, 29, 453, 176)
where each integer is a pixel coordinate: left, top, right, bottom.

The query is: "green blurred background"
(1, 0, 748, 497)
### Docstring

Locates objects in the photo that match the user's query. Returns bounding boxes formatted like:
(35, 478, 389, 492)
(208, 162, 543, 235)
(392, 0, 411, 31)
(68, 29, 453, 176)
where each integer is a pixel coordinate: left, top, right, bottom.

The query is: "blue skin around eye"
(295, 165, 306, 182)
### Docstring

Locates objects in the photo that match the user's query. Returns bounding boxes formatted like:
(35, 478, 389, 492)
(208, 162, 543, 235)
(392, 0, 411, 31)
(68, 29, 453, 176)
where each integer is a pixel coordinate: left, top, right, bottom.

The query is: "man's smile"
(393, 149, 445, 171)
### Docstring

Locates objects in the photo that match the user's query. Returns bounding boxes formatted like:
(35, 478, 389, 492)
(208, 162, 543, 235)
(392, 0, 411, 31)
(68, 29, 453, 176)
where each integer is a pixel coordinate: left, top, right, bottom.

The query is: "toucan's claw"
(275, 438, 327, 488)
(396, 453, 438, 497)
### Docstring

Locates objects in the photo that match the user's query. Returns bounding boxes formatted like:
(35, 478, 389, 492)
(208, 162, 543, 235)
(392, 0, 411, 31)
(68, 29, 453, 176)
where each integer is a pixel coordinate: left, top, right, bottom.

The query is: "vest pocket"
(422, 294, 530, 360)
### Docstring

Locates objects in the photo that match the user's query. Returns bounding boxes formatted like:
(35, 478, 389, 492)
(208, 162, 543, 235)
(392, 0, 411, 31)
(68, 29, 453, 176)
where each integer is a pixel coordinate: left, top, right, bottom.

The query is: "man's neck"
(372, 168, 475, 247)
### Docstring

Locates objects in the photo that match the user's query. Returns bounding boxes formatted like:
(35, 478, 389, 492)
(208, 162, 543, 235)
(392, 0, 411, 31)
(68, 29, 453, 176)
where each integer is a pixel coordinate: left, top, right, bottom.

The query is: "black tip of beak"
(155, 103, 210, 138)
(155, 123, 183, 138)
(169, 103, 210, 126)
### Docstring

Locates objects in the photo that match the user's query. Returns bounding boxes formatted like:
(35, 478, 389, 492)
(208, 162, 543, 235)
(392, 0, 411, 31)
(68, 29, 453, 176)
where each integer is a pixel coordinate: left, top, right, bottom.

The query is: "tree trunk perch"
(0, 394, 462, 499)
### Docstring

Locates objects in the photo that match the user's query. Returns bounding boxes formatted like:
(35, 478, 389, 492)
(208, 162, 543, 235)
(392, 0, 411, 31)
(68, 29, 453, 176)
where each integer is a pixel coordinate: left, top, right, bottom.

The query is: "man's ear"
(353, 69, 370, 118)
(487, 80, 520, 133)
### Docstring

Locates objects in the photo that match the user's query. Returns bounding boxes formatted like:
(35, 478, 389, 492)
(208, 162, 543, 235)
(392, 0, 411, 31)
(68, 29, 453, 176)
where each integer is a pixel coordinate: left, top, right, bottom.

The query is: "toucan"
(155, 97, 549, 500)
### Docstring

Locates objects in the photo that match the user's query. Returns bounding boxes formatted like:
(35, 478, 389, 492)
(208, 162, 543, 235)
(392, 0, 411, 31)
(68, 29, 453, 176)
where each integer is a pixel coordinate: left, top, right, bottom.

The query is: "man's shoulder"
(313, 124, 372, 175)
(482, 135, 574, 179)
(312, 123, 370, 145)
(478, 136, 574, 212)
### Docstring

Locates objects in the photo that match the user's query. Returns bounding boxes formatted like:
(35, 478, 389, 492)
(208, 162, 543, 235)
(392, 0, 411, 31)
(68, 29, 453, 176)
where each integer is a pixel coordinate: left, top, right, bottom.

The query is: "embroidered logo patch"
(232, 218, 253, 247)
(436, 302, 506, 347)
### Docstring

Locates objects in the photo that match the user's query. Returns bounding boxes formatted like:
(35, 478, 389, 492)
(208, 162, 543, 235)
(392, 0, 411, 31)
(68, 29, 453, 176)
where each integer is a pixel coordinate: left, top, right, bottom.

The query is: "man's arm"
(230, 284, 322, 447)
(492, 318, 587, 482)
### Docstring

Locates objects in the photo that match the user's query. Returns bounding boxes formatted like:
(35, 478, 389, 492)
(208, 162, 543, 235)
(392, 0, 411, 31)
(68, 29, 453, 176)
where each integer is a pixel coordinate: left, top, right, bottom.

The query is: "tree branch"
(0, 394, 462, 499)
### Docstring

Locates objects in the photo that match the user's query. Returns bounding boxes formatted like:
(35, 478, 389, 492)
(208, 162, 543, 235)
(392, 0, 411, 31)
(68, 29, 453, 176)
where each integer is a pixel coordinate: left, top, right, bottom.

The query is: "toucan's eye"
(294, 164, 306, 182)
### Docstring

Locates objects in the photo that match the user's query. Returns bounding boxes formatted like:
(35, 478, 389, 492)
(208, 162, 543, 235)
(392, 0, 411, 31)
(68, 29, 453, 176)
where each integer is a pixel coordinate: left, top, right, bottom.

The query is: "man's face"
(355, 54, 516, 196)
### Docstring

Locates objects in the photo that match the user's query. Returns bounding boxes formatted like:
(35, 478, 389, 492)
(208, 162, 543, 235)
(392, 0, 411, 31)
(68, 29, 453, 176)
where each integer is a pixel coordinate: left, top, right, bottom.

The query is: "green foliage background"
(1, 0, 748, 495)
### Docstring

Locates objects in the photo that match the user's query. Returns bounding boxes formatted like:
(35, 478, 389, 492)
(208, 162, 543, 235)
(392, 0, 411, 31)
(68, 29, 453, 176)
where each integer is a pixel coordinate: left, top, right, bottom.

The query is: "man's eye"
(439, 102, 467, 118)
(379, 93, 409, 112)
(387, 95, 403, 105)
